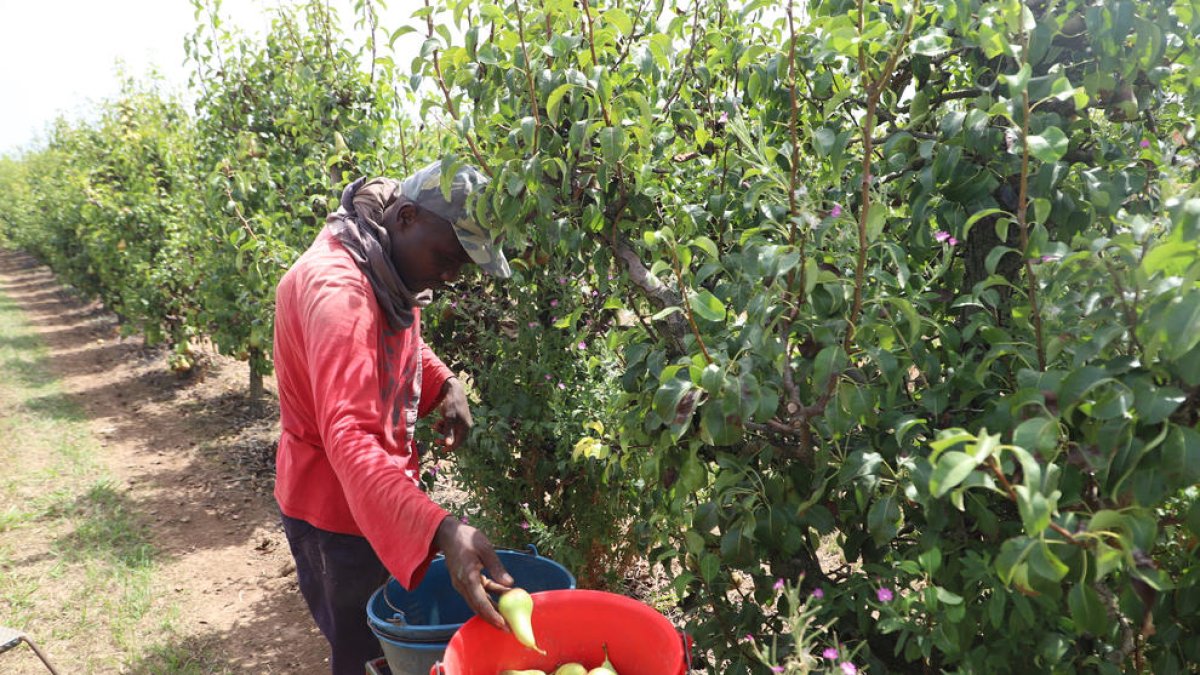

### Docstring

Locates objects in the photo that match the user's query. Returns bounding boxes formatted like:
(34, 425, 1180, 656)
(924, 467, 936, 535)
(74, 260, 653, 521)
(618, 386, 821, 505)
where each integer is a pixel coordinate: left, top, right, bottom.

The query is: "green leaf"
(1027, 127, 1069, 163)
(546, 83, 574, 124)
(690, 290, 726, 322)
(963, 207, 1011, 240)
(389, 25, 418, 48)
(865, 205, 886, 242)
(909, 28, 952, 56)
(1015, 485, 1051, 535)
(598, 126, 626, 165)
(689, 235, 720, 260)
(1028, 540, 1069, 581)
(1013, 417, 1058, 453)
(1000, 63, 1032, 95)
(930, 451, 980, 498)
(602, 7, 632, 35)
(1068, 584, 1109, 635)
(868, 495, 901, 545)
(651, 306, 684, 321)
(653, 377, 692, 423)
(936, 587, 964, 605)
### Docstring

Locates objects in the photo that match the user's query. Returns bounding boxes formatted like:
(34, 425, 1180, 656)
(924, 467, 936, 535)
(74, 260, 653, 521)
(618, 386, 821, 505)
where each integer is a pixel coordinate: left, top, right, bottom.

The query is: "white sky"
(0, 0, 426, 156)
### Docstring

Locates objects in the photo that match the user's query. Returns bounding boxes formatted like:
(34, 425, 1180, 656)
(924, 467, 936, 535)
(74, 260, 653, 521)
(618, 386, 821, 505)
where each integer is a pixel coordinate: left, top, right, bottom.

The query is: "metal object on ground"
(0, 626, 62, 674)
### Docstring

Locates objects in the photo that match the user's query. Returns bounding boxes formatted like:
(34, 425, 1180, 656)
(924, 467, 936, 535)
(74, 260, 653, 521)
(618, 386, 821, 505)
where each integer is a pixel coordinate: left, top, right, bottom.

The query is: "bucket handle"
(431, 662, 445, 675)
(680, 630, 694, 672)
(522, 543, 540, 557)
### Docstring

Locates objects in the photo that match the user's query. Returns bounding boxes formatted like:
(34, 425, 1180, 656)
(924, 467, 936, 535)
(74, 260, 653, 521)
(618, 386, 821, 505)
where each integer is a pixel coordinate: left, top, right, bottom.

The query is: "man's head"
(384, 161, 510, 292)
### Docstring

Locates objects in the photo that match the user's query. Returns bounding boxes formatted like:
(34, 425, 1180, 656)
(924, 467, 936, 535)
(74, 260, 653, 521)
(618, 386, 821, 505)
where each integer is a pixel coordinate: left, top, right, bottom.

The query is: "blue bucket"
(366, 545, 575, 673)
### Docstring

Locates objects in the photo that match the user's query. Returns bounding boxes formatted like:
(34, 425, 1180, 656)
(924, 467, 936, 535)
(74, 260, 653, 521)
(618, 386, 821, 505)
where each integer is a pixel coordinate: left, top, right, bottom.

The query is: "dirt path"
(0, 249, 329, 673)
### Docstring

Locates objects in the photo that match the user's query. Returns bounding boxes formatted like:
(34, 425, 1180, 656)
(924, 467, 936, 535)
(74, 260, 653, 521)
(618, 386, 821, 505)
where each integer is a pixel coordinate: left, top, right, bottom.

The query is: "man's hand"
(433, 377, 472, 451)
(434, 515, 513, 630)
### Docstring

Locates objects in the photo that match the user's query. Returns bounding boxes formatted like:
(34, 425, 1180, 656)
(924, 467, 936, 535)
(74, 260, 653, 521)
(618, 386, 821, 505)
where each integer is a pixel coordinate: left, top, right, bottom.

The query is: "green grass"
(0, 284, 220, 672)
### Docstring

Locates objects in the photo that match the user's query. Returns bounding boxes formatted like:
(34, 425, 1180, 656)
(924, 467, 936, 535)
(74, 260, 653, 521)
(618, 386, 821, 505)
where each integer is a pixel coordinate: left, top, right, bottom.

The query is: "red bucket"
(430, 589, 690, 675)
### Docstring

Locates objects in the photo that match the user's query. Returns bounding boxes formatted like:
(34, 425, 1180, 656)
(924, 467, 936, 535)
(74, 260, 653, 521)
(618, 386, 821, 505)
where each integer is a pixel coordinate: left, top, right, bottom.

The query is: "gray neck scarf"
(327, 177, 433, 331)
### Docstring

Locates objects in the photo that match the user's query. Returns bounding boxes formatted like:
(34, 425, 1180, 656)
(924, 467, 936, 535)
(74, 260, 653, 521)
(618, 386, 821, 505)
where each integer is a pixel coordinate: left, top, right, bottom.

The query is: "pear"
(587, 643, 618, 675)
(553, 664, 588, 675)
(498, 588, 546, 655)
(499, 671, 547, 675)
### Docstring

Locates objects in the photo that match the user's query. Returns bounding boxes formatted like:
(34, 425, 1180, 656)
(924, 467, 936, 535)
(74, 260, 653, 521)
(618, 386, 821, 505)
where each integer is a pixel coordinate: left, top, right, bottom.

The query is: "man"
(273, 161, 514, 674)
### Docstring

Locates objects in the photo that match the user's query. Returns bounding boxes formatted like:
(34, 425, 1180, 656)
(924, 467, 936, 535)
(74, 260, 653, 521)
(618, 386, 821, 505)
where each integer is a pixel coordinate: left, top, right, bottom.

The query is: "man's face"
(387, 202, 474, 292)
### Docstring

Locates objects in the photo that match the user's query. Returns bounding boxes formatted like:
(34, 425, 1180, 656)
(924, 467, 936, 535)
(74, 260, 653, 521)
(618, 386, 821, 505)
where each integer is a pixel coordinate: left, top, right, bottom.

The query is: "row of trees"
(3, 0, 1199, 671)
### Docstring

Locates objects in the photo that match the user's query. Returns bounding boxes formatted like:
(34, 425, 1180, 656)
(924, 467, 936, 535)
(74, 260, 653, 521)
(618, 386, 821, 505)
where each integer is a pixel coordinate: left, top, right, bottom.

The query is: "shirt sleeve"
(417, 336, 455, 419)
(301, 276, 449, 589)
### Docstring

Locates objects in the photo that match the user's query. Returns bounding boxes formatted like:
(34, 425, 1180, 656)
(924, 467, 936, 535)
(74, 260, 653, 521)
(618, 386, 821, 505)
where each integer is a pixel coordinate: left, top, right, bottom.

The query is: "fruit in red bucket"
(498, 588, 546, 655)
(499, 671, 547, 675)
(553, 664, 587, 675)
(587, 644, 618, 675)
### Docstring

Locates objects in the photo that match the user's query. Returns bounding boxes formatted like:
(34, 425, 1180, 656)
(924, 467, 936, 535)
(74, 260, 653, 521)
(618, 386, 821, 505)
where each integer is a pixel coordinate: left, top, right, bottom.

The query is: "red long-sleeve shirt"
(273, 227, 453, 589)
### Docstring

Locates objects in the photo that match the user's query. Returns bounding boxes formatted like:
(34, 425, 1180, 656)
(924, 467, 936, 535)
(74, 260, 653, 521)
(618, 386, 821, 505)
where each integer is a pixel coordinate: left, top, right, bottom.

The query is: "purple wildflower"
(460, 516, 469, 524)
(550, 299, 559, 307)
(770, 667, 784, 673)
(742, 634, 754, 643)
(811, 588, 825, 599)
(831, 204, 842, 218)
(773, 578, 785, 592)
(520, 521, 530, 530)
(577, 341, 587, 350)
(934, 230, 951, 243)
(841, 662, 858, 675)
(557, 382, 566, 390)
(527, 321, 539, 328)
(1140, 139, 1151, 148)
(719, 111, 730, 124)
(544, 374, 552, 381)
(822, 647, 840, 660)
(876, 587, 895, 602)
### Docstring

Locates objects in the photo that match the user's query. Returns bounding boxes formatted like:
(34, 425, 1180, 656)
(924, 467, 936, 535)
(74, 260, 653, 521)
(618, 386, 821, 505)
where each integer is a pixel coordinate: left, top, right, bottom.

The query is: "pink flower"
(822, 647, 839, 660)
(1140, 139, 1151, 148)
(830, 204, 842, 217)
(840, 662, 858, 675)
(520, 521, 530, 530)
(557, 382, 566, 390)
(876, 587, 894, 602)
(719, 111, 730, 124)
(770, 668, 784, 673)
(742, 634, 754, 642)
(550, 299, 559, 307)
(577, 341, 587, 350)
(544, 374, 552, 381)
(773, 578, 785, 592)
(934, 230, 951, 243)
(527, 321, 539, 328)
(811, 588, 825, 599)
(460, 516, 469, 524)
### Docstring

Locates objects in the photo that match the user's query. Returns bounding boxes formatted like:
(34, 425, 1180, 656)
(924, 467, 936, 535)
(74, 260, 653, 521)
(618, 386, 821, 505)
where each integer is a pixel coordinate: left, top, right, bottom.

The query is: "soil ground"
(0, 249, 331, 673)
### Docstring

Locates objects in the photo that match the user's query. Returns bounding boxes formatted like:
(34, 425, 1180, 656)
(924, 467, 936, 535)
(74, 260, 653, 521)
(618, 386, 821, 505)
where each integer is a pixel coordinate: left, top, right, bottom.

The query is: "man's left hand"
(434, 378, 472, 451)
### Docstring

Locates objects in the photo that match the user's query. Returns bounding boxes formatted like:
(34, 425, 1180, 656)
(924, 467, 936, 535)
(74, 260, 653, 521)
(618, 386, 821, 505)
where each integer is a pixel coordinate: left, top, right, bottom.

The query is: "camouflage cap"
(397, 160, 511, 279)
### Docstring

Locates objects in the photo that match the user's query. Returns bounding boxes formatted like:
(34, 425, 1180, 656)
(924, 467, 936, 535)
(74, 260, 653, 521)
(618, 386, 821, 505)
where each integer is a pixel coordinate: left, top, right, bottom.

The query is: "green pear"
(498, 588, 546, 655)
(499, 671, 547, 675)
(588, 643, 618, 675)
(553, 664, 588, 675)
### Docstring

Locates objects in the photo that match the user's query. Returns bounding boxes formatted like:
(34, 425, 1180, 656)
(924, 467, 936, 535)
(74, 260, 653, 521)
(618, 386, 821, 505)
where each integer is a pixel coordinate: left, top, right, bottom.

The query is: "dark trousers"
(281, 513, 390, 675)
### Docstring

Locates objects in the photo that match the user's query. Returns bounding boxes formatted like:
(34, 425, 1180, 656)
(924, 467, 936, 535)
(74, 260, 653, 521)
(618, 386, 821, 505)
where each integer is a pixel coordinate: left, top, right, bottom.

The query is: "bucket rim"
(366, 546, 576, 640)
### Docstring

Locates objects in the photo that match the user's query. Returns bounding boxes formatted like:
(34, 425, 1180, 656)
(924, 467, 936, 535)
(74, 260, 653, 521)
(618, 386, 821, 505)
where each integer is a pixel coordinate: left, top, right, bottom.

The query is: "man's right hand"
(433, 515, 514, 630)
